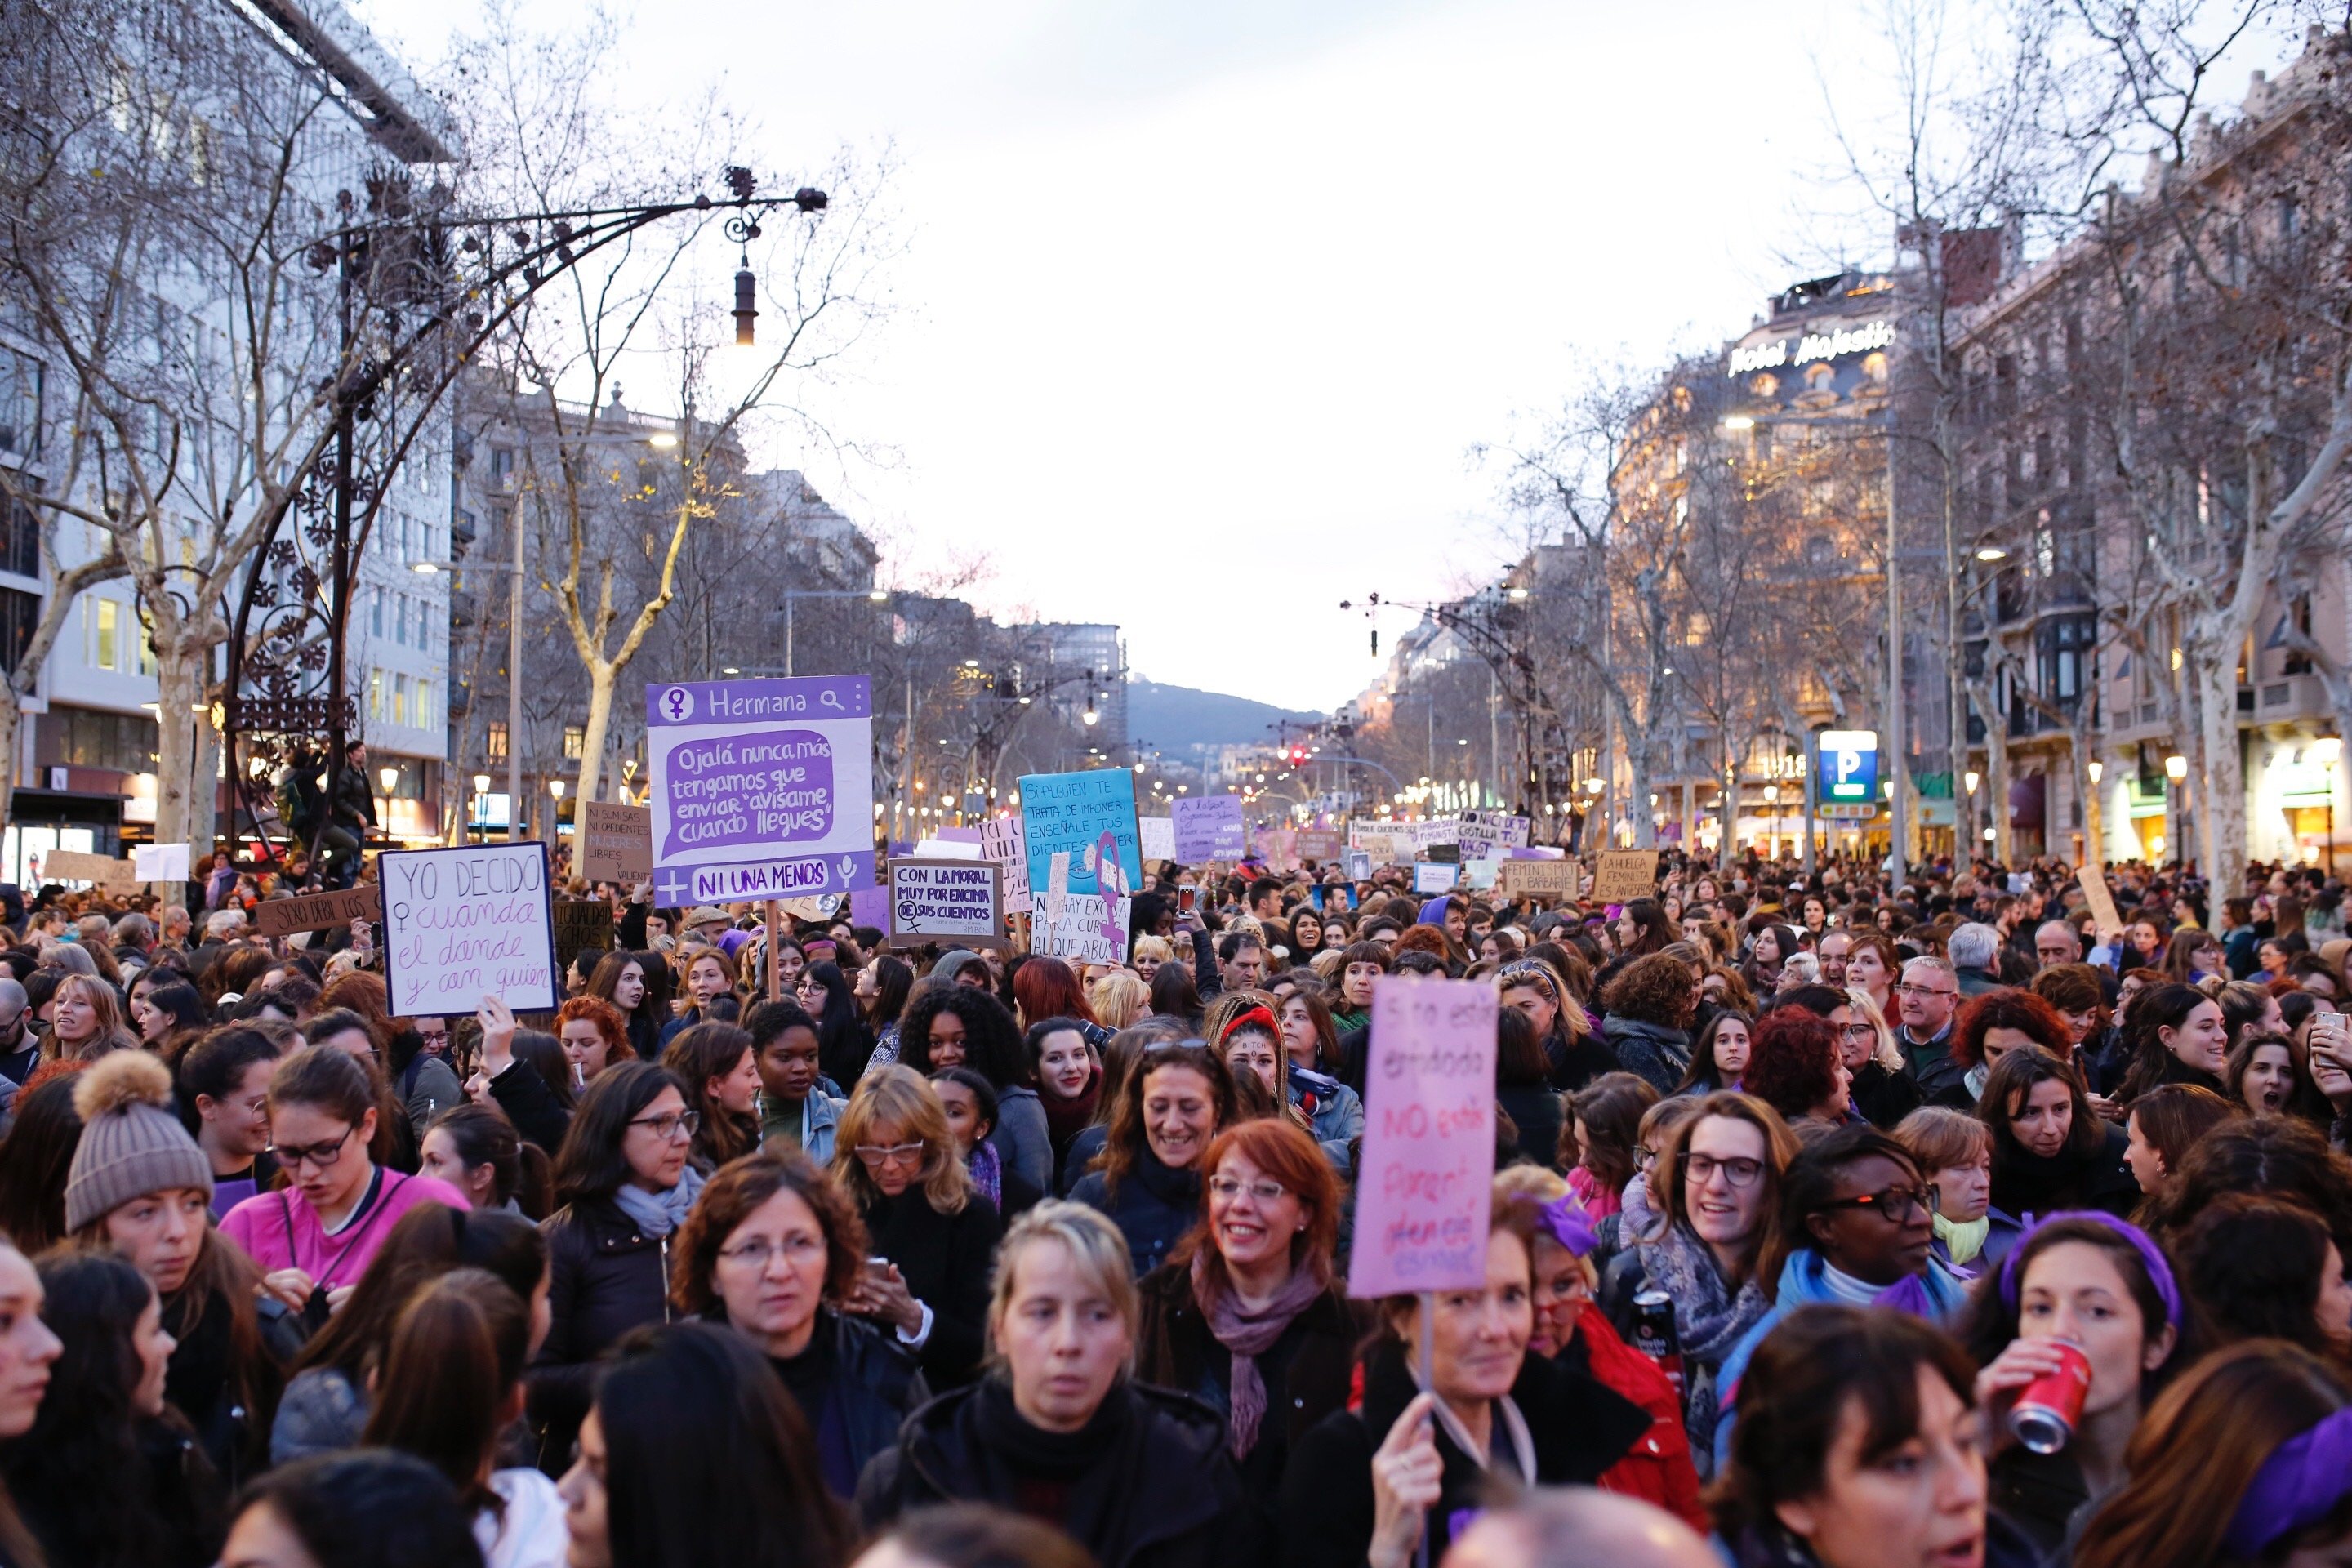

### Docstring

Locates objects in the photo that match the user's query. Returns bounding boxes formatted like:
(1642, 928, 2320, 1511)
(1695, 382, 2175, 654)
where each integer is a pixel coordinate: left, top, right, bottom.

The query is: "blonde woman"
(827, 1065, 1002, 1383)
(1833, 984, 1922, 1129)
(1087, 970, 1150, 1031)
(1129, 934, 1174, 984)
(858, 1201, 1242, 1564)
(43, 971, 139, 1061)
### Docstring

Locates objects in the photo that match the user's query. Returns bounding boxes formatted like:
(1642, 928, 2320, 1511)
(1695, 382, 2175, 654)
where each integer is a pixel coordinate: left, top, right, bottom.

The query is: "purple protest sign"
(1172, 795, 1245, 862)
(1347, 976, 1496, 1298)
(645, 675, 875, 904)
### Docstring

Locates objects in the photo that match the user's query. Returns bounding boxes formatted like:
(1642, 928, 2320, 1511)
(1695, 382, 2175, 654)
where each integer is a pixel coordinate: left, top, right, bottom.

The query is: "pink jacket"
(220, 1169, 469, 1291)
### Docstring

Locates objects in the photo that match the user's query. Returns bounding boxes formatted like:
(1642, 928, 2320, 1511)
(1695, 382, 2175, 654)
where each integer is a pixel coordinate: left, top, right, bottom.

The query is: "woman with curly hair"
(895, 982, 1049, 1193)
(553, 995, 630, 1085)
(1946, 987, 2076, 1110)
(1741, 1007, 1853, 1129)
(1599, 952, 1695, 1095)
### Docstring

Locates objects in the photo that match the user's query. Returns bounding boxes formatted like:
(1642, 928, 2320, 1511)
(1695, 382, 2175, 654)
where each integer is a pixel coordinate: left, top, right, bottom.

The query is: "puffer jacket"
(528, 1195, 673, 1468)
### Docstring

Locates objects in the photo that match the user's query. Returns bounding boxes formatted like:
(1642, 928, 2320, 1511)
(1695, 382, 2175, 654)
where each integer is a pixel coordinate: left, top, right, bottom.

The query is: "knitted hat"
(65, 1051, 213, 1232)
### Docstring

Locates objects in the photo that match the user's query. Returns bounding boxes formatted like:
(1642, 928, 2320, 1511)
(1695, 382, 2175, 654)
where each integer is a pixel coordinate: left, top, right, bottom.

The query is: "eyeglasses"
(1208, 1174, 1289, 1203)
(716, 1234, 826, 1269)
(1634, 1145, 1659, 1170)
(1894, 982, 1958, 1000)
(270, 1125, 356, 1170)
(854, 1140, 927, 1166)
(1838, 1023, 1879, 1041)
(1680, 1152, 1766, 1187)
(1815, 1185, 1938, 1222)
(627, 1109, 702, 1142)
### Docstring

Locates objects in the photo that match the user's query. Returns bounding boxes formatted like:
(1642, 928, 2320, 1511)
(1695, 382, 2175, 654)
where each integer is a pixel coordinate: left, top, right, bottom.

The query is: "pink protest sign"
(1347, 976, 1497, 1298)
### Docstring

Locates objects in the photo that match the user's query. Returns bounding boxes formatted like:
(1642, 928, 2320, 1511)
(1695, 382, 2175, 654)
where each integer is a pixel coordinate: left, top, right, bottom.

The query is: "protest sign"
(888, 859, 1004, 949)
(379, 843, 559, 1017)
(1018, 771, 1140, 963)
(977, 814, 1032, 915)
(1348, 822, 1414, 863)
(256, 884, 384, 938)
(1138, 816, 1176, 862)
(644, 675, 875, 906)
(2076, 864, 2124, 939)
(1456, 811, 1530, 859)
(848, 886, 889, 930)
(1172, 795, 1245, 862)
(41, 849, 139, 889)
(1497, 858, 1579, 898)
(580, 802, 653, 883)
(1342, 849, 1373, 883)
(1298, 828, 1343, 862)
(1591, 849, 1661, 904)
(1348, 976, 1497, 1298)
(132, 843, 190, 883)
(1412, 861, 1459, 893)
(552, 898, 615, 978)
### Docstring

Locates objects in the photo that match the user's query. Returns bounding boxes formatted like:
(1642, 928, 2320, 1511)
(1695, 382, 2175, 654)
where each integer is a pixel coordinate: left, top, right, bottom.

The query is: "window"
(562, 724, 585, 760)
(393, 674, 410, 727)
(490, 448, 514, 489)
(368, 669, 385, 723)
(370, 589, 384, 638)
(91, 599, 120, 672)
(0, 351, 39, 461)
(487, 720, 508, 760)
(414, 680, 434, 732)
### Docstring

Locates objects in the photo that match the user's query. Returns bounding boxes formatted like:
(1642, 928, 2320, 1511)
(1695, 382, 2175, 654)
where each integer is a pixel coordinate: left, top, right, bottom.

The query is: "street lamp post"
(2165, 752, 2190, 869)
(780, 587, 891, 679)
(471, 773, 492, 845)
(1963, 769, 1980, 863)
(2315, 737, 2342, 876)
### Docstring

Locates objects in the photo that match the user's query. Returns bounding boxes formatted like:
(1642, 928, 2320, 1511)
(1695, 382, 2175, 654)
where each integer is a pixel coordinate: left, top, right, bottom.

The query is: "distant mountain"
(1128, 679, 1322, 760)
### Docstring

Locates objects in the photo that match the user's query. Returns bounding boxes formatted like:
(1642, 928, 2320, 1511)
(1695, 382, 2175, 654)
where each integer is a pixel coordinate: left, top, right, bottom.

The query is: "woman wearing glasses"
(1709, 1125, 1970, 1472)
(528, 1059, 700, 1468)
(829, 1066, 1003, 1386)
(218, 1046, 469, 1323)
(670, 1150, 922, 1499)
(1134, 1120, 1354, 1537)
(1624, 1092, 1797, 1475)
(1833, 987, 1922, 1129)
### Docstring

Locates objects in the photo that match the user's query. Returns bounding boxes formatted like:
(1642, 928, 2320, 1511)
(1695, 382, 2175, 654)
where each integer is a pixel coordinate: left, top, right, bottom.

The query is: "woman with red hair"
(1010, 956, 1110, 1048)
(1742, 1008, 1854, 1129)
(1135, 1118, 1355, 1535)
(1946, 987, 2074, 1111)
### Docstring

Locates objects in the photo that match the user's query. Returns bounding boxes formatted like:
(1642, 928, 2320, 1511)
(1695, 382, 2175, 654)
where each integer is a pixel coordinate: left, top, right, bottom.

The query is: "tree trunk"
(150, 641, 206, 853)
(0, 695, 25, 844)
(577, 660, 617, 814)
(2198, 648, 2246, 881)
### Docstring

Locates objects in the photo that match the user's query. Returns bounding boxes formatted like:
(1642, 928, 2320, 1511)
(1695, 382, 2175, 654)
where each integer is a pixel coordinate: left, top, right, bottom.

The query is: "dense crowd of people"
(0, 845, 2343, 1567)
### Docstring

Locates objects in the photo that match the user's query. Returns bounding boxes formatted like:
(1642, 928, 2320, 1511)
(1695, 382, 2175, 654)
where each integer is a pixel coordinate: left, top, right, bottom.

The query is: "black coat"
(1068, 1152, 1200, 1278)
(1850, 1059, 1925, 1130)
(857, 1379, 1245, 1568)
(1135, 1263, 1359, 1552)
(487, 1055, 572, 1152)
(1279, 1339, 1650, 1568)
(1989, 1121, 2139, 1223)
(1496, 1082, 1566, 1171)
(860, 1187, 1004, 1387)
(740, 1307, 926, 1500)
(528, 1196, 672, 1467)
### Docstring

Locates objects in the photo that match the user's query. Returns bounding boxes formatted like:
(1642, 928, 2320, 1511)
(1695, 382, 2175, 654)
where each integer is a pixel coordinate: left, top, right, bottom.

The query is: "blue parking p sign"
(1819, 730, 1879, 802)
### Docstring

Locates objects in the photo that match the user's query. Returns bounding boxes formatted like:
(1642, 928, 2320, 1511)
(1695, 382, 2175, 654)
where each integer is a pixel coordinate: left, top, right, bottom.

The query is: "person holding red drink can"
(1957, 1213, 2199, 1563)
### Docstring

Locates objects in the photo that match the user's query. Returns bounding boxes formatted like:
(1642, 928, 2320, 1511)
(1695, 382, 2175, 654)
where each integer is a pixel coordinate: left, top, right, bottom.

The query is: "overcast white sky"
(351, 0, 2289, 715)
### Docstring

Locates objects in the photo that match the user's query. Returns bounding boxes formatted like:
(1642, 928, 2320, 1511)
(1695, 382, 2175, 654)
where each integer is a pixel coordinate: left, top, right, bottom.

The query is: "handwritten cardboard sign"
(978, 815, 1031, 915)
(1590, 849, 1661, 904)
(888, 859, 1004, 949)
(256, 885, 385, 938)
(42, 849, 139, 890)
(1173, 795, 1246, 862)
(132, 843, 191, 883)
(379, 843, 559, 1017)
(1412, 861, 1459, 893)
(552, 898, 615, 979)
(1496, 858, 1579, 898)
(2076, 864, 2123, 939)
(1457, 811, 1530, 859)
(1298, 828, 1343, 862)
(1138, 816, 1176, 862)
(580, 802, 653, 884)
(1348, 975, 1497, 1298)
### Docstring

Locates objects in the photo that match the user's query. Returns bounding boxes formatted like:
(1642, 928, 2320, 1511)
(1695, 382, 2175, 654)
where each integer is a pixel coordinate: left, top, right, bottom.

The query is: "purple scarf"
(966, 1142, 1002, 1210)
(1191, 1252, 1329, 1459)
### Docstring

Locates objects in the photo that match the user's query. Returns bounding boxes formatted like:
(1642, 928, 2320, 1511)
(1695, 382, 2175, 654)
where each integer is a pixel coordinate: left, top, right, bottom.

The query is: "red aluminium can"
(2007, 1340, 2091, 1454)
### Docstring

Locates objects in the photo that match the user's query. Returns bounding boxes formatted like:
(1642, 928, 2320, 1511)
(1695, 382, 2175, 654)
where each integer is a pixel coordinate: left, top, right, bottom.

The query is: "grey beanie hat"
(65, 1050, 214, 1232)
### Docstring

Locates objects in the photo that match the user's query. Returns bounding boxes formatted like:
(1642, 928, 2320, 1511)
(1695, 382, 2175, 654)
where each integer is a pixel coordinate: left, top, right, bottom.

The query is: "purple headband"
(1996, 1210, 2182, 1334)
(1539, 1194, 1599, 1258)
(2225, 1407, 2352, 1557)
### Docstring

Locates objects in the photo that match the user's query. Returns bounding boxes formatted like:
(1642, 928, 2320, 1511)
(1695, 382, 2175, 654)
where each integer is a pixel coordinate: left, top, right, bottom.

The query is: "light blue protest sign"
(1018, 769, 1141, 961)
(644, 675, 875, 905)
